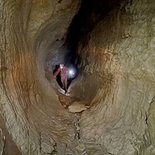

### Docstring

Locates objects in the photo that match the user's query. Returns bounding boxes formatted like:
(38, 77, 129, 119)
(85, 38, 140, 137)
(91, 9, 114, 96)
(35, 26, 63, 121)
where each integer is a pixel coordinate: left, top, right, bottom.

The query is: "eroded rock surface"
(0, 0, 155, 155)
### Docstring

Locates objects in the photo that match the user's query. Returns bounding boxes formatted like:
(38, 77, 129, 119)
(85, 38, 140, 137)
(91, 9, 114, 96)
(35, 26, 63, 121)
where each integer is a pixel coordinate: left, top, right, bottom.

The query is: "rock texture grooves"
(0, 0, 155, 155)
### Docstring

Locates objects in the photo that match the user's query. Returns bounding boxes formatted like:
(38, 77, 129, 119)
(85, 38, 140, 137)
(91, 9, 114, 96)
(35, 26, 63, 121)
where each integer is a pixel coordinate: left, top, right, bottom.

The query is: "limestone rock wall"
(0, 0, 155, 155)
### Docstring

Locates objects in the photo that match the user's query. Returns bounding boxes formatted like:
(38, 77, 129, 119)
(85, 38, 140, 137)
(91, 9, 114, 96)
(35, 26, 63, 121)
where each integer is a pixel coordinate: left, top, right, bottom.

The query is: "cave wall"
(0, 0, 80, 154)
(0, 0, 155, 155)
(80, 1, 155, 154)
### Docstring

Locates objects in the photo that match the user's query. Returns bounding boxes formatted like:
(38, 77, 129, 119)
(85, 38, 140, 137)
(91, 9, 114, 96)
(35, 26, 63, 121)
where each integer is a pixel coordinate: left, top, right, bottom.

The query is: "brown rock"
(1, 0, 155, 154)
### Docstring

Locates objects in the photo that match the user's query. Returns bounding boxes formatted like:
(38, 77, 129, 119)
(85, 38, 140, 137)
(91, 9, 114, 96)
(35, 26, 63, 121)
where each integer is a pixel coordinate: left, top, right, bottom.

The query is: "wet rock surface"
(0, 0, 155, 155)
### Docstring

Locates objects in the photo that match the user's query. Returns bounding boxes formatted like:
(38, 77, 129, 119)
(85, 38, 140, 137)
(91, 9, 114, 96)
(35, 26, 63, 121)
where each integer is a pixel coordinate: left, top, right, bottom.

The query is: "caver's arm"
(53, 68, 61, 77)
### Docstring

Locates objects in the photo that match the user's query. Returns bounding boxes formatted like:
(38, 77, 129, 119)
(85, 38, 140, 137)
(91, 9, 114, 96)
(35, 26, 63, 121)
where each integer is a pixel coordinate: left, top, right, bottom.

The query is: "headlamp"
(68, 68, 76, 78)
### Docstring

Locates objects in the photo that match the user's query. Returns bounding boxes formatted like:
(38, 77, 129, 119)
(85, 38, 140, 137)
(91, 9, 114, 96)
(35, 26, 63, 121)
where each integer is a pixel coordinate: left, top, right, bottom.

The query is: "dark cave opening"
(64, 0, 121, 67)
(47, 0, 122, 92)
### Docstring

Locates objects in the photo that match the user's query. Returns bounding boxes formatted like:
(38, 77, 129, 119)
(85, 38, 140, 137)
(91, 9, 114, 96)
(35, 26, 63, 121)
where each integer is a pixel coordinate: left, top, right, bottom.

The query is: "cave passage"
(2, 0, 155, 154)
(48, 0, 121, 93)
(64, 0, 121, 66)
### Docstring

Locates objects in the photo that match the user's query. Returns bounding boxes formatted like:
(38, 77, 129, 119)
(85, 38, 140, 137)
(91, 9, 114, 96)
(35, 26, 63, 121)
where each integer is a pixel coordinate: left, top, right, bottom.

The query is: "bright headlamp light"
(68, 68, 76, 78)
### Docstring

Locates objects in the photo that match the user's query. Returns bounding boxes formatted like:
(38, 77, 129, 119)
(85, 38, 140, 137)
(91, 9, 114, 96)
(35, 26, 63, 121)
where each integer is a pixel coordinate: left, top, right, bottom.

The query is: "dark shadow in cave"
(52, 0, 122, 91)
(64, 0, 121, 67)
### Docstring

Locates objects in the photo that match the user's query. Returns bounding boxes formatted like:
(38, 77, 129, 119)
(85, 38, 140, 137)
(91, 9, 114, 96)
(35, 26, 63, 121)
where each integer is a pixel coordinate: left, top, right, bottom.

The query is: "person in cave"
(53, 63, 78, 94)
(53, 64, 69, 93)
